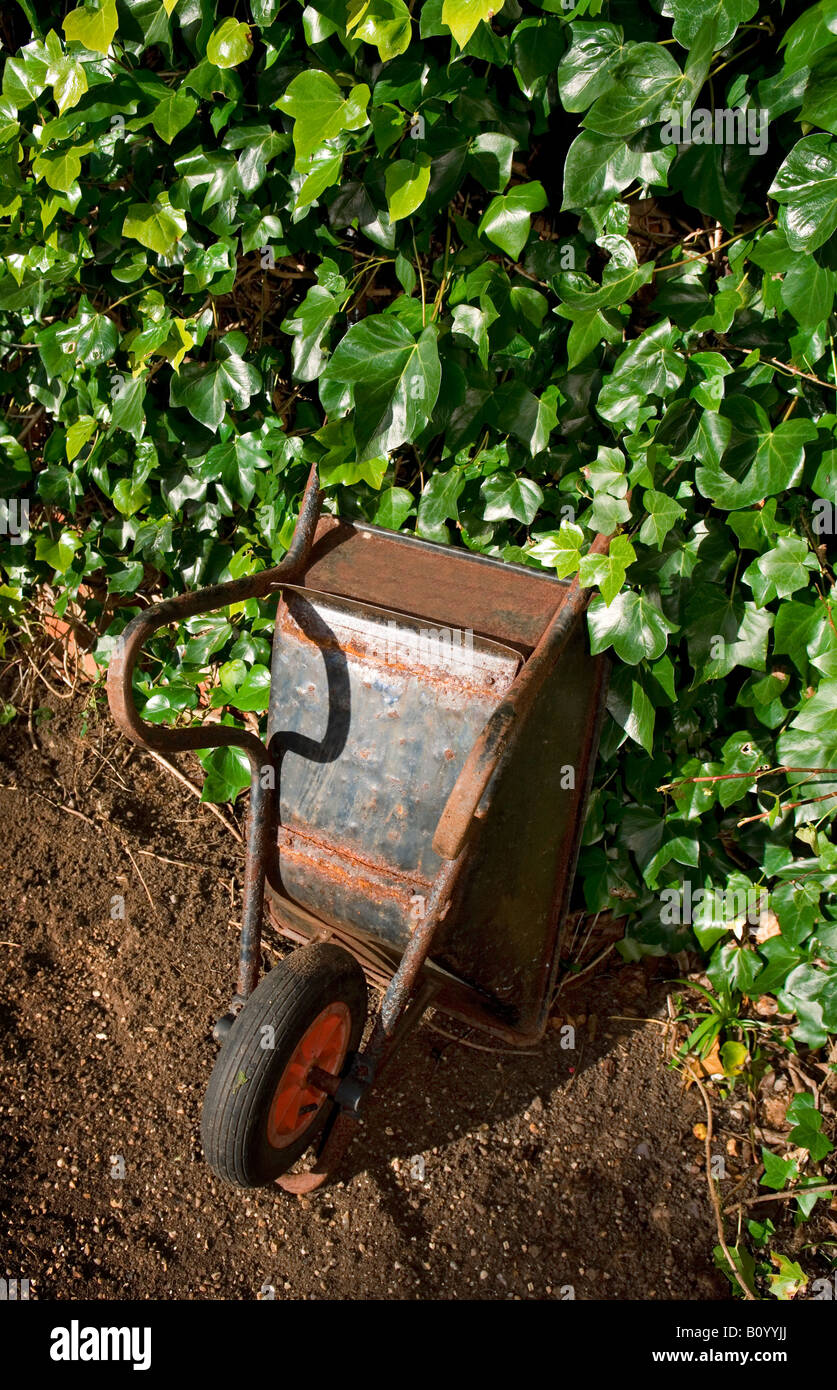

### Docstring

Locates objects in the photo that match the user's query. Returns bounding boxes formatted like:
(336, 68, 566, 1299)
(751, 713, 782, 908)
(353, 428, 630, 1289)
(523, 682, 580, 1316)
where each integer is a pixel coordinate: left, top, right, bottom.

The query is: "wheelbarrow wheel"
(201, 943, 367, 1188)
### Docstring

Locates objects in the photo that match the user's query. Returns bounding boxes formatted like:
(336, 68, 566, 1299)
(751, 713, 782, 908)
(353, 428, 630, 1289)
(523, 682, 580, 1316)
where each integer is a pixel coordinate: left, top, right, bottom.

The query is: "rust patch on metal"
(276, 585, 521, 701)
(276, 823, 433, 898)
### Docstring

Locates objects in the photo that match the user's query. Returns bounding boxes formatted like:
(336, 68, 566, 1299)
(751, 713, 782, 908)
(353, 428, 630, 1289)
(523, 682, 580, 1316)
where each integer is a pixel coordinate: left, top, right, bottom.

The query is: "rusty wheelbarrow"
(107, 464, 609, 1192)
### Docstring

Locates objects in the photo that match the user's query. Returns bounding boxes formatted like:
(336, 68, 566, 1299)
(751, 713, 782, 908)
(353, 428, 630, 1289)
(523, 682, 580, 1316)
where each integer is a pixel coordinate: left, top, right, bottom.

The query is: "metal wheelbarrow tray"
(107, 466, 609, 1192)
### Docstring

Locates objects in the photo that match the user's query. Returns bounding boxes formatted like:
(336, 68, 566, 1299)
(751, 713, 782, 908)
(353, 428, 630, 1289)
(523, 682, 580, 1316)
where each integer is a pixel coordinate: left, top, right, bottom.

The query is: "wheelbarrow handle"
(431, 531, 611, 862)
(106, 462, 322, 770)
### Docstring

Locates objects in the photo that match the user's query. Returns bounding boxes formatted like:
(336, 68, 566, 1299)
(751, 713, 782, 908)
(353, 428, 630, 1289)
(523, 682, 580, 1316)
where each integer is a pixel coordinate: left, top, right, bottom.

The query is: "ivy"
(0, 3, 835, 1153)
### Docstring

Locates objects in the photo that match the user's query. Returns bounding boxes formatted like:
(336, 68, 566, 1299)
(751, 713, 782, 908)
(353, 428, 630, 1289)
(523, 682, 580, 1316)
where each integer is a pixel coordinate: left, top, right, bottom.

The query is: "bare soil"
(0, 690, 730, 1301)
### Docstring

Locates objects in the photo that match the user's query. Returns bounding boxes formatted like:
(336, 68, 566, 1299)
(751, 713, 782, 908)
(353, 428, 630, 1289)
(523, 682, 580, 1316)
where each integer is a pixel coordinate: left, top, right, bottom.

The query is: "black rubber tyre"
(201, 943, 367, 1188)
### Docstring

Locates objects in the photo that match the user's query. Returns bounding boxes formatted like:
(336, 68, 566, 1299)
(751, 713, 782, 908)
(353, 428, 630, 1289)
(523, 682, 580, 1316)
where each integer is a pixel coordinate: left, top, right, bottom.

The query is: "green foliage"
(0, 1, 835, 1070)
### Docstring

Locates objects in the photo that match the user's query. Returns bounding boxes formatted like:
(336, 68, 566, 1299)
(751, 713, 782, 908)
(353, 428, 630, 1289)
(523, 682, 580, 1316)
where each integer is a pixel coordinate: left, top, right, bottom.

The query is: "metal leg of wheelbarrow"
(276, 855, 465, 1194)
(212, 766, 276, 1042)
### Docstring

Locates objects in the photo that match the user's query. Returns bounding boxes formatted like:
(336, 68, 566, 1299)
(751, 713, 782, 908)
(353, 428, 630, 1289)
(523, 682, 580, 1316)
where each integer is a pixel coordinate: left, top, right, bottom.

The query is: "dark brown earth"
(0, 689, 732, 1301)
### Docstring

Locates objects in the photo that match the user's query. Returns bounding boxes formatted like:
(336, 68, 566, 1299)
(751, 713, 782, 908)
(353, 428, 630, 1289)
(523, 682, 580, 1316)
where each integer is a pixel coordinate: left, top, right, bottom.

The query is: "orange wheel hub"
(266, 1003, 351, 1149)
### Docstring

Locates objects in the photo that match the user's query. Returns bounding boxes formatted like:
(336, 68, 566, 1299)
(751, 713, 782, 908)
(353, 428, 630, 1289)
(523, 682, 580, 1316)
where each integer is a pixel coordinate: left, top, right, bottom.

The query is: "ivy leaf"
(769, 134, 837, 254)
(579, 533, 636, 606)
(109, 376, 147, 441)
(206, 18, 254, 68)
(768, 1253, 807, 1301)
(588, 591, 677, 664)
(583, 44, 691, 138)
(606, 663, 655, 752)
(346, 0, 413, 61)
(72, 308, 118, 366)
(385, 155, 431, 222)
(557, 21, 625, 112)
(282, 284, 341, 383)
(528, 522, 584, 578)
(742, 535, 817, 606)
(760, 1148, 798, 1191)
(590, 491, 630, 534)
(250, 0, 281, 21)
(780, 257, 837, 328)
(564, 309, 618, 368)
(45, 38, 88, 114)
(467, 132, 517, 192)
(686, 584, 773, 685)
(172, 148, 240, 212)
(122, 194, 187, 254)
(777, 680, 837, 793)
(221, 663, 272, 712)
(478, 181, 547, 260)
(225, 124, 288, 194)
(2, 45, 49, 108)
(562, 128, 674, 209)
(670, 0, 758, 50)
(772, 880, 820, 949)
(199, 744, 251, 803)
(556, 235, 653, 312)
(416, 467, 464, 541)
(689, 351, 732, 410)
(374, 486, 414, 528)
(65, 415, 96, 463)
(151, 90, 198, 144)
(696, 419, 817, 510)
(451, 303, 490, 368)
(786, 1092, 834, 1162)
(510, 16, 564, 98)
(111, 477, 151, 516)
(493, 381, 559, 457)
(35, 528, 82, 572)
(276, 71, 369, 166)
(295, 143, 343, 208)
(442, 0, 495, 50)
(169, 347, 262, 431)
(32, 146, 83, 193)
(670, 140, 752, 232)
(63, 0, 119, 56)
(323, 316, 441, 461)
(315, 420, 388, 487)
(718, 732, 765, 809)
(802, 55, 837, 135)
(639, 490, 686, 548)
(479, 471, 544, 525)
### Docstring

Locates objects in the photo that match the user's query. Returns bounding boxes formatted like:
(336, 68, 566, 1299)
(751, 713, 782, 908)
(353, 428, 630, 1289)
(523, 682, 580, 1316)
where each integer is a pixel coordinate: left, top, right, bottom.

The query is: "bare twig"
(118, 838, 160, 922)
(737, 790, 837, 826)
(146, 750, 244, 844)
(423, 1020, 539, 1056)
(694, 1073, 756, 1300)
(552, 942, 615, 999)
(727, 1184, 837, 1212)
(136, 848, 217, 871)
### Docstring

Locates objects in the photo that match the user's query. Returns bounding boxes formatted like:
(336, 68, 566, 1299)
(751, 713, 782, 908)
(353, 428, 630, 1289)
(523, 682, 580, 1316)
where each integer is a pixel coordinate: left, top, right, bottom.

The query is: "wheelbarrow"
(107, 464, 609, 1193)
